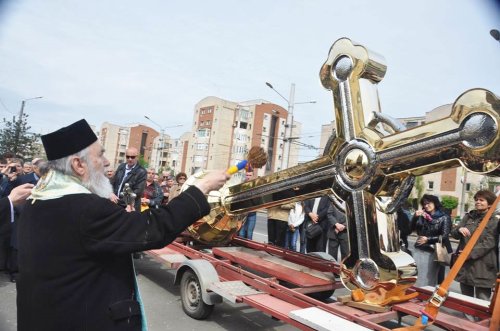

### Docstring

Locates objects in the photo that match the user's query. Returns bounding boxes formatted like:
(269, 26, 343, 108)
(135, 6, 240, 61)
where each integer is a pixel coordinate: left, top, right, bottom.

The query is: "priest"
(17, 119, 229, 331)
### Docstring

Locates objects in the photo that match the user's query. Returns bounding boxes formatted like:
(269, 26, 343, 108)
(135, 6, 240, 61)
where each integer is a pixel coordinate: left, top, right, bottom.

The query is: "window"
(197, 129, 210, 138)
(427, 181, 434, 190)
(239, 122, 248, 129)
(240, 109, 250, 119)
(465, 183, 471, 191)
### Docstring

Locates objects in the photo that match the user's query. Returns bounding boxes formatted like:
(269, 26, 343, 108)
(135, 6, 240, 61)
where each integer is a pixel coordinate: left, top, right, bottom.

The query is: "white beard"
(82, 164, 113, 199)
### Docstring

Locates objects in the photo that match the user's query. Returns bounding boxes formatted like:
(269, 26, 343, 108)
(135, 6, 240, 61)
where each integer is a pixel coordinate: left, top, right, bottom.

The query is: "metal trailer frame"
(145, 236, 496, 331)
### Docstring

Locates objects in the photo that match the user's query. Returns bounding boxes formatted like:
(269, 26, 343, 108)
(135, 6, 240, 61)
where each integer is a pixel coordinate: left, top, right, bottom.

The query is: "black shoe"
(10, 274, 16, 283)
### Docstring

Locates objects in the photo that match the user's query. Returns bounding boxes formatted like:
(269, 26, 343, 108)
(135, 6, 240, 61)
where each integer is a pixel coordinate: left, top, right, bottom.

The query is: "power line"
(0, 97, 14, 115)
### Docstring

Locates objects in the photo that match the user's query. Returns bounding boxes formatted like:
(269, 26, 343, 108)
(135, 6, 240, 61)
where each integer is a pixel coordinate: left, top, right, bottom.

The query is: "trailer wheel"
(307, 251, 336, 301)
(180, 269, 214, 319)
(308, 289, 335, 301)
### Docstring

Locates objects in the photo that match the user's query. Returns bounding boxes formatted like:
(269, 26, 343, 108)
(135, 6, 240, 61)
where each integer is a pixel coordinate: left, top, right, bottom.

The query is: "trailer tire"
(306, 251, 336, 301)
(308, 289, 335, 301)
(180, 269, 214, 320)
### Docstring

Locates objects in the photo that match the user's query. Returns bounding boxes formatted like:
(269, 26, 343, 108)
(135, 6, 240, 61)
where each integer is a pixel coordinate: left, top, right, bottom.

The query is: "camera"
(10, 166, 17, 173)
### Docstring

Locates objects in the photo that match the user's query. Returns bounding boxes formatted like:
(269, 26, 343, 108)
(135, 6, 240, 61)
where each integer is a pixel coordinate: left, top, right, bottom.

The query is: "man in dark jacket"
(327, 203, 348, 262)
(17, 119, 229, 331)
(111, 147, 147, 211)
(0, 183, 33, 219)
(304, 196, 331, 253)
(3, 159, 43, 282)
(0, 184, 33, 271)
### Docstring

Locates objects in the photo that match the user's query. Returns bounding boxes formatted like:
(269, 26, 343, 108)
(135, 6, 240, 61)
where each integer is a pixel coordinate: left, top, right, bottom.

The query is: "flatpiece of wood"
(344, 301, 390, 313)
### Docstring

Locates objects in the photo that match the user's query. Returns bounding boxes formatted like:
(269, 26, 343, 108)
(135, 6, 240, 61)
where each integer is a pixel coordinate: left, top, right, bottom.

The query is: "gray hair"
(39, 146, 91, 176)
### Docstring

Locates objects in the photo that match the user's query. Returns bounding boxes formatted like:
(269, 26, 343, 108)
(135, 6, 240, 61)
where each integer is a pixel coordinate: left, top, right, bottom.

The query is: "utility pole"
(14, 96, 42, 154)
(144, 115, 182, 170)
(265, 82, 315, 169)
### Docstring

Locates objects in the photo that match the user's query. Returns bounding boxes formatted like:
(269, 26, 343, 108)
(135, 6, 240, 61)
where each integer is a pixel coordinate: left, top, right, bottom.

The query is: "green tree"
(409, 176, 425, 209)
(138, 155, 148, 169)
(441, 195, 459, 213)
(0, 114, 40, 160)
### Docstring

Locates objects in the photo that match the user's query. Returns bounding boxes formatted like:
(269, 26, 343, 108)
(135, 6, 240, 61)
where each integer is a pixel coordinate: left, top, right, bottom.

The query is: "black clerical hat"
(42, 119, 97, 160)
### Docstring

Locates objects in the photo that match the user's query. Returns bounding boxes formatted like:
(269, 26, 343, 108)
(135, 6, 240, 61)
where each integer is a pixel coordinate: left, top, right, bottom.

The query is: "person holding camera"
(1, 159, 23, 196)
(410, 194, 452, 288)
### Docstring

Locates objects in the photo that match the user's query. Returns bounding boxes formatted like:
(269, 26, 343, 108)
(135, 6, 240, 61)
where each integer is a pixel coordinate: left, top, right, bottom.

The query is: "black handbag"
(450, 251, 461, 268)
(305, 222, 322, 239)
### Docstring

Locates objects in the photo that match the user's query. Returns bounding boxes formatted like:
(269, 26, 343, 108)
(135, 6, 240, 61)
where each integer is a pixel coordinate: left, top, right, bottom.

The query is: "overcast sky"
(0, 0, 498, 161)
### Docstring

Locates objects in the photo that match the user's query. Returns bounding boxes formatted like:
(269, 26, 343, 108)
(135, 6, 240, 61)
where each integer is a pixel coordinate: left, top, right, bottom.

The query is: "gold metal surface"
(183, 37, 500, 303)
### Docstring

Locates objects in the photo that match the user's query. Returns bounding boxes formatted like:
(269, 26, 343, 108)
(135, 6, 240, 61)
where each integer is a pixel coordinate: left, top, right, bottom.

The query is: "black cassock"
(0, 197, 12, 269)
(17, 185, 209, 331)
(0, 196, 12, 230)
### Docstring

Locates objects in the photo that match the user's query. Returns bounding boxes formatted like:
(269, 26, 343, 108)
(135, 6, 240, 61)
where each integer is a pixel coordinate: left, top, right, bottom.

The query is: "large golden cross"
(187, 38, 500, 301)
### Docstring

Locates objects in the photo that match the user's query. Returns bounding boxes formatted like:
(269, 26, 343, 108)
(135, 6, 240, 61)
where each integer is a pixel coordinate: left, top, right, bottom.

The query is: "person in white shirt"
(285, 202, 305, 251)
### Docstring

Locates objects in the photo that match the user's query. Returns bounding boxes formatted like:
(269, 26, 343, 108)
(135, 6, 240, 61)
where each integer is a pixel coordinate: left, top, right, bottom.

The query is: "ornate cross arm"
(376, 89, 499, 177)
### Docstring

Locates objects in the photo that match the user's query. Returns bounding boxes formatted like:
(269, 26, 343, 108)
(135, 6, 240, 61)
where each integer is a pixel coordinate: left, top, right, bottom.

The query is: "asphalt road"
(0, 212, 465, 331)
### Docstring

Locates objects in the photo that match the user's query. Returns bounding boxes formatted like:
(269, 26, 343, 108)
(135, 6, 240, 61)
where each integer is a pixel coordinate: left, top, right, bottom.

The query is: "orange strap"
(395, 194, 500, 330)
(489, 276, 500, 331)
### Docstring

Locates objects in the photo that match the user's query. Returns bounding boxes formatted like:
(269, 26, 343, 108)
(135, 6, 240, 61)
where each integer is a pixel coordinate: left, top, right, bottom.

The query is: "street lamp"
(14, 96, 43, 155)
(490, 29, 500, 43)
(19, 96, 43, 119)
(265, 82, 315, 169)
(144, 115, 183, 170)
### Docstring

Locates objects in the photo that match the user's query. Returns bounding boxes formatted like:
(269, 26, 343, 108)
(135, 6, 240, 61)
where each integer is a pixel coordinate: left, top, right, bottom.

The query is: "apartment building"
(164, 132, 190, 175)
(99, 122, 159, 170)
(184, 96, 299, 178)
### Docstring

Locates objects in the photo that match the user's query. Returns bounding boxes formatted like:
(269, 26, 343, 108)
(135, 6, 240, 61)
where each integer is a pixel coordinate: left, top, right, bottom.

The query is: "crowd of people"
(108, 145, 189, 213)
(238, 190, 500, 306)
(1, 118, 499, 329)
(0, 137, 201, 287)
(0, 154, 44, 282)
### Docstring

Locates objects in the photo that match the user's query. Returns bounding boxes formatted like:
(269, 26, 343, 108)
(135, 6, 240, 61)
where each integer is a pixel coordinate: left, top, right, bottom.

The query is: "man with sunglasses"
(111, 147, 147, 211)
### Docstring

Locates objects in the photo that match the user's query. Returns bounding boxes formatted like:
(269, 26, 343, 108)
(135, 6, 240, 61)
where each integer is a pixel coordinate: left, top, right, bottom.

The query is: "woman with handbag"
(410, 194, 452, 287)
(450, 190, 499, 301)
